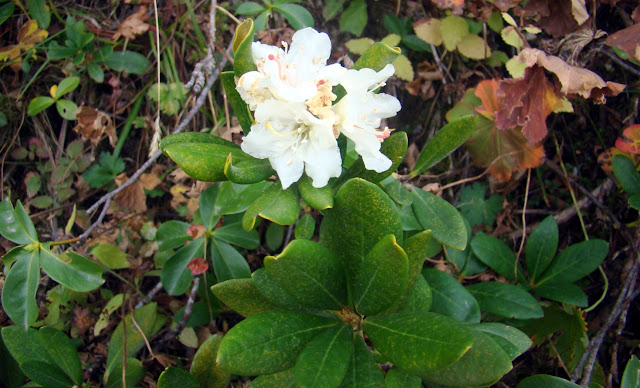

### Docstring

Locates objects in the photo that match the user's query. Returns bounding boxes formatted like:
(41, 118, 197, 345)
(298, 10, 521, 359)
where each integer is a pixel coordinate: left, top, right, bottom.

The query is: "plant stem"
(113, 94, 144, 159)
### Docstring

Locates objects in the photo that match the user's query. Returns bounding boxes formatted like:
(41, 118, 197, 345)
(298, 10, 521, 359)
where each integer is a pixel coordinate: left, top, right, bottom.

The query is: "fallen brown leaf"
(73, 106, 117, 147)
(113, 6, 150, 41)
(605, 22, 640, 62)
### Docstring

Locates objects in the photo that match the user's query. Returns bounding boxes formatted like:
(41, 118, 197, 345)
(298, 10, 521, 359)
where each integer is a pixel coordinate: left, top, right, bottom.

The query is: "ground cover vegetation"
(0, 0, 639, 387)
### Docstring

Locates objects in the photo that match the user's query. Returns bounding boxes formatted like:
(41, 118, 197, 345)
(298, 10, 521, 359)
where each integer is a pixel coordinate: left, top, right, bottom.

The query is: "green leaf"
(190, 335, 231, 388)
(440, 15, 469, 51)
(91, 243, 130, 269)
(629, 194, 640, 210)
(0, 3, 16, 27)
(274, 3, 314, 30)
(613, 155, 640, 195)
(537, 239, 609, 285)
(1, 326, 53, 365)
(212, 279, 280, 317)
(104, 303, 164, 380)
(28, 96, 55, 116)
(457, 182, 503, 227)
(264, 239, 347, 310)
(38, 327, 82, 385)
(295, 324, 352, 387)
(363, 312, 474, 375)
(20, 361, 74, 388)
(323, 0, 346, 21)
(213, 223, 260, 249)
(103, 50, 151, 75)
(157, 367, 199, 388)
(517, 375, 581, 388)
(526, 215, 558, 282)
(339, 333, 385, 388)
(353, 234, 408, 315)
(95, 294, 124, 336)
(156, 220, 191, 251)
(210, 239, 251, 281)
(321, 178, 402, 280)
(215, 181, 274, 216)
(387, 275, 432, 314)
(422, 329, 512, 387)
(474, 322, 532, 361)
(39, 248, 105, 292)
(621, 355, 640, 388)
(0, 332, 25, 388)
(199, 184, 221, 230)
(242, 184, 299, 231)
(162, 141, 246, 182)
(27, 0, 50, 29)
(411, 116, 477, 177)
(410, 188, 467, 250)
(249, 368, 296, 388)
(401, 229, 434, 289)
(87, 62, 104, 82)
(0, 198, 38, 244)
(31, 195, 53, 209)
(335, 132, 408, 186)
(421, 268, 480, 323)
(534, 281, 588, 307)
(353, 42, 401, 71)
(466, 282, 543, 319)
(55, 76, 80, 99)
(2, 249, 40, 328)
(221, 71, 254, 133)
(470, 233, 526, 283)
(339, 0, 367, 36)
(161, 237, 205, 295)
(233, 19, 257, 76)
(295, 213, 315, 240)
(104, 358, 146, 388)
(252, 268, 307, 311)
(299, 175, 334, 210)
(236, 2, 266, 15)
(385, 368, 421, 388)
(224, 152, 274, 184)
(82, 152, 125, 188)
(216, 312, 337, 375)
(267, 223, 287, 251)
(381, 177, 412, 206)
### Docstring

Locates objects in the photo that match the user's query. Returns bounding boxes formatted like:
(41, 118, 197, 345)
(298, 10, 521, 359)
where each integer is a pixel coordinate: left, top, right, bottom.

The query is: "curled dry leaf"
(615, 124, 640, 155)
(517, 0, 586, 37)
(496, 67, 563, 144)
(466, 79, 545, 181)
(113, 173, 147, 213)
(512, 48, 625, 103)
(0, 20, 49, 71)
(113, 6, 150, 41)
(405, 61, 442, 99)
(186, 224, 207, 240)
(73, 106, 117, 147)
(605, 22, 640, 62)
(140, 172, 162, 191)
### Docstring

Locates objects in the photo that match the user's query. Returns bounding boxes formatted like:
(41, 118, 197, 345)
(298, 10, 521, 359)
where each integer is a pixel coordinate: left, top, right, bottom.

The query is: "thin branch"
(162, 277, 200, 342)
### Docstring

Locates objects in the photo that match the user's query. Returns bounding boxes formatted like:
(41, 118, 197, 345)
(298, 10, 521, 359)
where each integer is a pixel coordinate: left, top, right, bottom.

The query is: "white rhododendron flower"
(236, 28, 346, 110)
(333, 64, 401, 172)
(241, 100, 342, 189)
(235, 27, 401, 189)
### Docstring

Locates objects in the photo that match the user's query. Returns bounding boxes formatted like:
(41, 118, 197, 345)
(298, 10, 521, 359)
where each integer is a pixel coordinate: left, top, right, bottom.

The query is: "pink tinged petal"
(317, 64, 348, 85)
(252, 42, 283, 67)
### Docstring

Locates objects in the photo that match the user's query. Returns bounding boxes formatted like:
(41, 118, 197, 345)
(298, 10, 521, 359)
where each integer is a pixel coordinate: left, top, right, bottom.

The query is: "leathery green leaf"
(422, 268, 480, 323)
(249, 368, 296, 387)
(233, 19, 257, 76)
(39, 249, 105, 292)
(363, 312, 473, 374)
(353, 234, 408, 316)
(0, 198, 38, 245)
(162, 143, 247, 182)
(221, 71, 254, 133)
(536, 239, 609, 285)
(190, 335, 231, 388)
(224, 153, 274, 184)
(354, 42, 401, 71)
(385, 368, 421, 388)
(517, 375, 582, 388)
(474, 322, 532, 361)
(1, 326, 53, 365)
(242, 184, 299, 231)
(321, 178, 402, 280)
(212, 279, 280, 317)
(295, 324, 353, 388)
(387, 275, 432, 314)
(534, 281, 588, 307)
(411, 188, 467, 250)
(252, 268, 307, 311)
(466, 281, 543, 319)
(210, 239, 251, 282)
(19, 361, 74, 388)
(216, 312, 337, 375)
(339, 332, 385, 388)
(264, 239, 347, 310)
(160, 132, 239, 149)
(157, 367, 199, 388)
(103, 358, 145, 388)
(299, 175, 334, 210)
(422, 329, 512, 387)
(402, 230, 435, 289)
(161, 237, 205, 295)
(621, 355, 640, 388)
(526, 215, 558, 283)
(471, 232, 526, 283)
(410, 116, 477, 177)
(38, 327, 82, 384)
(2, 249, 40, 328)
(335, 132, 408, 187)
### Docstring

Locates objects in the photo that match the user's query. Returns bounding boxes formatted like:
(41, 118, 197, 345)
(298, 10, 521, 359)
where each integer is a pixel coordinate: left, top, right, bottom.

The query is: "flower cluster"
(236, 28, 401, 189)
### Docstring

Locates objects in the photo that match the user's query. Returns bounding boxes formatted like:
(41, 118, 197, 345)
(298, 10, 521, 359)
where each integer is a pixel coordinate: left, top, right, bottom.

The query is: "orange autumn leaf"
(496, 67, 563, 144)
(187, 257, 209, 276)
(598, 147, 640, 173)
(0, 20, 48, 71)
(615, 124, 640, 155)
(462, 80, 545, 181)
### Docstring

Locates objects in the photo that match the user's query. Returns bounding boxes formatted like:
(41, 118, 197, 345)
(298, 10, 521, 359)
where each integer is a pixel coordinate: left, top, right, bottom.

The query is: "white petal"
(271, 149, 304, 189)
(304, 142, 342, 188)
(339, 64, 395, 93)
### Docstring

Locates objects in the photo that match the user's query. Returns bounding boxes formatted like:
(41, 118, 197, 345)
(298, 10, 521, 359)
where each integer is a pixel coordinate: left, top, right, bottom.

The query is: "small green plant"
(27, 76, 80, 120)
(235, 0, 314, 31)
